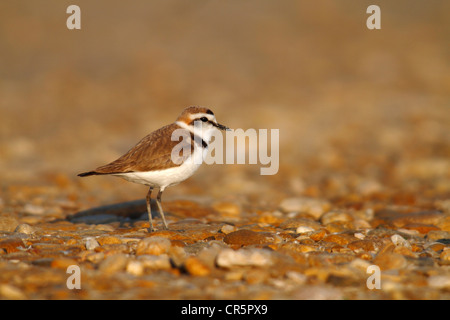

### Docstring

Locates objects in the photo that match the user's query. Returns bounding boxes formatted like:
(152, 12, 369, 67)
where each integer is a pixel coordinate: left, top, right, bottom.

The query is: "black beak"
(212, 122, 231, 131)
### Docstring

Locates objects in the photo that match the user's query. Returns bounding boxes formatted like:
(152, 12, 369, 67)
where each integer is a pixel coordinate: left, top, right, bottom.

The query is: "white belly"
(113, 152, 204, 191)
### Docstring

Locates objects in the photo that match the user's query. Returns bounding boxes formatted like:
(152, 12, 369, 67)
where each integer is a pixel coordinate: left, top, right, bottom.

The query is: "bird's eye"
(200, 117, 208, 122)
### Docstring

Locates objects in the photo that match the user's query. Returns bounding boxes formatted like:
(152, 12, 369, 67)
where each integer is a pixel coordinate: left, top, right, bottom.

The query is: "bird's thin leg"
(146, 187, 154, 232)
(156, 188, 168, 230)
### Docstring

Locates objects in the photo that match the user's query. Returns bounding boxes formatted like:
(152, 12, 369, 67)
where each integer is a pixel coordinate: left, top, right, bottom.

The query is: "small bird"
(78, 106, 230, 232)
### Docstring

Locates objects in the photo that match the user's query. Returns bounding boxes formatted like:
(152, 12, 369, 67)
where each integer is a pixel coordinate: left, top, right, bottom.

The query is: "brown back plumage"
(78, 123, 193, 176)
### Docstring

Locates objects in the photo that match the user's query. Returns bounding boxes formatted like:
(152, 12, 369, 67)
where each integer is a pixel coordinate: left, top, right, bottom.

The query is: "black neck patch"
(190, 132, 208, 149)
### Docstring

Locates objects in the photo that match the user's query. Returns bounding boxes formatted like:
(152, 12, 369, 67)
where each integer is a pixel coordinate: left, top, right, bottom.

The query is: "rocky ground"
(0, 1, 449, 300)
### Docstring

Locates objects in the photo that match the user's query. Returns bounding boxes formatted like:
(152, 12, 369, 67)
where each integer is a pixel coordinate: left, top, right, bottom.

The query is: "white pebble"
(296, 226, 315, 234)
(428, 275, 450, 289)
(220, 224, 236, 234)
(85, 237, 100, 250)
(391, 234, 411, 248)
(216, 248, 273, 268)
(23, 204, 45, 215)
(126, 260, 144, 276)
(354, 232, 365, 240)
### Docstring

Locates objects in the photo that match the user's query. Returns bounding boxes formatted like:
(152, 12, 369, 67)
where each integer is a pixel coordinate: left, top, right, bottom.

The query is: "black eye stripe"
(190, 117, 211, 125)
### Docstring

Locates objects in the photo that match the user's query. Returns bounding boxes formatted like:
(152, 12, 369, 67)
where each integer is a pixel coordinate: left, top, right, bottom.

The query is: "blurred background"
(0, 0, 449, 211)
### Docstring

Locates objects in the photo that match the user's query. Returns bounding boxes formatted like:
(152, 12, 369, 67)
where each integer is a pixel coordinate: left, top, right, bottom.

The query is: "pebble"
(212, 202, 240, 216)
(323, 233, 357, 246)
(216, 248, 274, 268)
(440, 249, 450, 262)
(97, 236, 123, 246)
(98, 254, 129, 274)
(296, 226, 315, 234)
(85, 237, 100, 250)
(220, 224, 236, 234)
(0, 284, 27, 300)
(320, 210, 353, 225)
(309, 229, 327, 241)
(285, 271, 307, 285)
(138, 254, 171, 270)
(223, 229, 277, 246)
(347, 240, 376, 252)
(135, 237, 171, 256)
(22, 204, 45, 215)
(426, 230, 450, 241)
(390, 234, 411, 249)
(0, 216, 19, 232)
(428, 275, 450, 289)
(279, 197, 331, 219)
(437, 216, 450, 232)
(184, 256, 211, 276)
(126, 260, 144, 276)
(14, 223, 36, 235)
(50, 258, 78, 269)
(375, 210, 444, 228)
(374, 252, 408, 270)
(0, 238, 25, 254)
(279, 218, 321, 231)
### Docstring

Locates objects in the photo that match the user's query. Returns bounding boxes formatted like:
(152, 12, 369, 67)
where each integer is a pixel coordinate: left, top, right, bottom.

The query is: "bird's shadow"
(66, 199, 161, 227)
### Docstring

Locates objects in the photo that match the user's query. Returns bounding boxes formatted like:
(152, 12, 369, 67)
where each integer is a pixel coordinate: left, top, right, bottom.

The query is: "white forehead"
(188, 113, 216, 121)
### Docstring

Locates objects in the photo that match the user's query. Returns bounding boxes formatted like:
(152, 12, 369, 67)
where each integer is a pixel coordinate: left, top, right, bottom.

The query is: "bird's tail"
(77, 171, 100, 177)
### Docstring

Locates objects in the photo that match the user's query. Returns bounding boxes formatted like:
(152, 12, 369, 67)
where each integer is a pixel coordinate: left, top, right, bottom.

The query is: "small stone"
(184, 256, 211, 276)
(402, 223, 440, 234)
(93, 224, 116, 232)
(354, 232, 365, 240)
(440, 249, 450, 261)
(348, 240, 376, 252)
(391, 234, 411, 249)
(426, 230, 450, 241)
(220, 224, 236, 234)
(244, 269, 270, 284)
(85, 237, 100, 250)
(437, 216, 450, 232)
(393, 245, 416, 258)
(0, 216, 20, 232)
(309, 229, 327, 241)
(296, 226, 315, 234)
(98, 254, 129, 274)
(323, 234, 357, 246)
(84, 252, 105, 264)
(373, 252, 407, 270)
(97, 236, 123, 246)
(426, 243, 445, 252)
(139, 254, 171, 270)
(14, 223, 36, 235)
(320, 210, 353, 225)
(375, 210, 444, 228)
(168, 246, 187, 267)
(136, 237, 171, 255)
(279, 197, 330, 219)
(50, 258, 78, 269)
(126, 260, 144, 276)
(428, 275, 450, 289)
(216, 248, 274, 268)
(0, 284, 26, 300)
(23, 204, 45, 215)
(0, 239, 25, 254)
(223, 229, 277, 246)
(212, 202, 240, 216)
(285, 271, 307, 284)
(279, 218, 321, 231)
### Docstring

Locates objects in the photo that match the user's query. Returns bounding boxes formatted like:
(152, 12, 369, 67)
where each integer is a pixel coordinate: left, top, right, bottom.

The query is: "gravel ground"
(0, 1, 449, 300)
